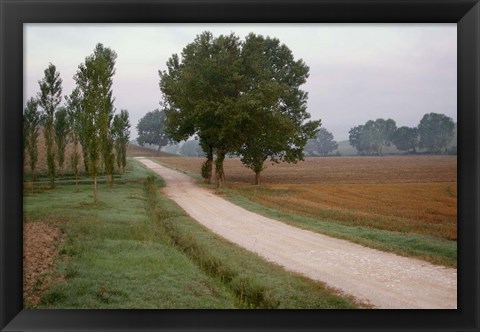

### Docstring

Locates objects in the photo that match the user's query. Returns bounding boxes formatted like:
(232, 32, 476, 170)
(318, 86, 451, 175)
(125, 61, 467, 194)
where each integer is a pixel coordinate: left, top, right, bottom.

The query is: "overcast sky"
(24, 24, 456, 141)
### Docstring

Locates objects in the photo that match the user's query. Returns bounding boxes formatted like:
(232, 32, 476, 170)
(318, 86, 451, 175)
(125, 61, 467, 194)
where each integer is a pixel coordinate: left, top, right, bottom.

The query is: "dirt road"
(136, 157, 457, 309)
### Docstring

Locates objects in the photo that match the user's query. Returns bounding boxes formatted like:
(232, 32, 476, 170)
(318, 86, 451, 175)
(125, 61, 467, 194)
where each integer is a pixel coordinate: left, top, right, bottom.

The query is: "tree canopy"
(349, 113, 455, 155)
(390, 126, 419, 153)
(74, 43, 117, 201)
(418, 113, 455, 153)
(65, 87, 84, 190)
(349, 119, 396, 156)
(112, 109, 131, 173)
(136, 109, 169, 151)
(37, 63, 63, 187)
(54, 107, 70, 174)
(159, 31, 319, 185)
(23, 98, 42, 186)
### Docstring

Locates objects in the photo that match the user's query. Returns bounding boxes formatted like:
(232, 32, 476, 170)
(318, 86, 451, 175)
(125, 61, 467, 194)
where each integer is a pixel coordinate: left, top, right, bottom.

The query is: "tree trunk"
(254, 171, 261, 185)
(215, 148, 226, 188)
(204, 146, 213, 184)
(93, 175, 98, 204)
(32, 169, 35, 194)
(75, 172, 78, 192)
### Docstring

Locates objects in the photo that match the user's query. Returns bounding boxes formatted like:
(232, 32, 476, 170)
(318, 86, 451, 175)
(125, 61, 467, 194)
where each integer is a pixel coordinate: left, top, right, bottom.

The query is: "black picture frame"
(1, 0, 479, 331)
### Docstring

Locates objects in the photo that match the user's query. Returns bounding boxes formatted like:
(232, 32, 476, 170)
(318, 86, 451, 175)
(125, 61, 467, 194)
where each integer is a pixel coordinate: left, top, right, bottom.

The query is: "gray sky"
(24, 24, 456, 141)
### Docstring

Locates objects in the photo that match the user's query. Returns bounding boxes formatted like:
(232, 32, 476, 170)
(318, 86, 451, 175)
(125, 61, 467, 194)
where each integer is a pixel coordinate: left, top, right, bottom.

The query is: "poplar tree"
(65, 87, 83, 191)
(75, 43, 117, 202)
(23, 98, 41, 192)
(54, 107, 69, 176)
(38, 63, 62, 188)
(112, 110, 131, 173)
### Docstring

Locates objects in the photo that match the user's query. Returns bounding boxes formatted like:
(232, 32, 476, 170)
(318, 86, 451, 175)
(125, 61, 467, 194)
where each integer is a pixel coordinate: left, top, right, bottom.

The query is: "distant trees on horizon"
(304, 127, 338, 156)
(349, 113, 456, 156)
(136, 109, 169, 151)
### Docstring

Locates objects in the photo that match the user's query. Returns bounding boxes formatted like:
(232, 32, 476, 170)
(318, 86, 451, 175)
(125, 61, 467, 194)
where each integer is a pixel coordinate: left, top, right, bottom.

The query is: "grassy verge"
(218, 188, 456, 267)
(24, 161, 236, 308)
(24, 158, 358, 308)
(143, 174, 359, 309)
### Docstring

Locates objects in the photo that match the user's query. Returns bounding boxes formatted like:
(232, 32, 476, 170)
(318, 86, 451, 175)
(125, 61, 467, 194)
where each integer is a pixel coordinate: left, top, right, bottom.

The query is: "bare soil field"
(153, 155, 457, 184)
(153, 155, 457, 240)
(23, 221, 63, 306)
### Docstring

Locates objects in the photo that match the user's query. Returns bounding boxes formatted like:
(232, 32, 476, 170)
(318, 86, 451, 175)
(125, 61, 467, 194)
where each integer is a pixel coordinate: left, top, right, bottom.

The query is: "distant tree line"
(348, 113, 456, 156)
(23, 43, 131, 201)
(303, 127, 339, 156)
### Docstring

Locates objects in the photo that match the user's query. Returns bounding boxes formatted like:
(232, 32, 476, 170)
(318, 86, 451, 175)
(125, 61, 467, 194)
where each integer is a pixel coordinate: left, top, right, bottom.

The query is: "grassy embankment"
(23, 158, 358, 309)
(151, 155, 457, 267)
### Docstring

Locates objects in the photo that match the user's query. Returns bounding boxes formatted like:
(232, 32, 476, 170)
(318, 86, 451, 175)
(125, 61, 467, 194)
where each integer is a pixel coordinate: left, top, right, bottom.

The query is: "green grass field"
(23, 159, 359, 309)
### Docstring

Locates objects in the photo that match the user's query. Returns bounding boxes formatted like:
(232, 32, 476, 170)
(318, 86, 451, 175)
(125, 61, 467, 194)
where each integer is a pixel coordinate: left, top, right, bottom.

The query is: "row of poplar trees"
(23, 43, 131, 202)
(159, 31, 320, 186)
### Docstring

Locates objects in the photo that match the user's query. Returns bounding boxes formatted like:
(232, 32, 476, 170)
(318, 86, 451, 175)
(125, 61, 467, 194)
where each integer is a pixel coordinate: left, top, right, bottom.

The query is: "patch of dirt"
(23, 221, 63, 306)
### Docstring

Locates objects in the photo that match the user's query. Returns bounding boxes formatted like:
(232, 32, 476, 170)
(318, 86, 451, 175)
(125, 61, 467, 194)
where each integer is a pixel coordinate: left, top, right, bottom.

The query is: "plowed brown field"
(152, 155, 457, 240)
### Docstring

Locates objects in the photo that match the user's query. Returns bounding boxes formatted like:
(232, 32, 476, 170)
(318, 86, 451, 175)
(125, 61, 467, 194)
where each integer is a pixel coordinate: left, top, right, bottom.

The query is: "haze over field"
(24, 24, 457, 141)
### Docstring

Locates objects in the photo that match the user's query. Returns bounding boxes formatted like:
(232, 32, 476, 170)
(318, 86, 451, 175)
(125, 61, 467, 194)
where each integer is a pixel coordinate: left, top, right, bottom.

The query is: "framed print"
(1, 0, 479, 331)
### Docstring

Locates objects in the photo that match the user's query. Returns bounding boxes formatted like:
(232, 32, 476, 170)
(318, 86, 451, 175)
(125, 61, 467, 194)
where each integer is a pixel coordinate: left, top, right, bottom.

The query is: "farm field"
(152, 155, 457, 266)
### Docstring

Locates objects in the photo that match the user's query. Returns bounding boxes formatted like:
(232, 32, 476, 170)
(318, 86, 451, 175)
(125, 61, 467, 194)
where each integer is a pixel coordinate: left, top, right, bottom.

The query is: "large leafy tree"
(160, 31, 319, 186)
(65, 87, 84, 191)
(54, 107, 70, 176)
(417, 113, 455, 154)
(390, 126, 419, 153)
(160, 32, 244, 186)
(112, 109, 131, 173)
(37, 63, 63, 188)
(75, 43, 117, 202)
(23, 98, 42, 191)
(235, 33, 320, 185)
(305, 127, 338, 156)
(136, 109, 169, 151)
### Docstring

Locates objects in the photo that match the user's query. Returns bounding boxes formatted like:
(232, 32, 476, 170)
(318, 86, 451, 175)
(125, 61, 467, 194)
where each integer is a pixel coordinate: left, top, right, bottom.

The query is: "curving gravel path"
(136, 157, 457, 309)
